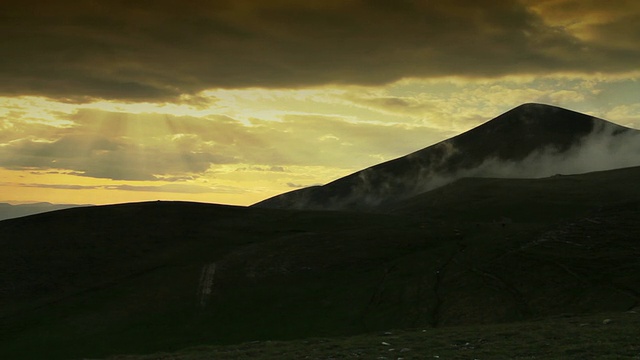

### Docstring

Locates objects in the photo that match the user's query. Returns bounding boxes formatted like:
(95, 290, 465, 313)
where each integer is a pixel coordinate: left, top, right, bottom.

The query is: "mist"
(466, 121, 640, 180)
(296, 121, 639, 210)
(254, 105, 640, 211)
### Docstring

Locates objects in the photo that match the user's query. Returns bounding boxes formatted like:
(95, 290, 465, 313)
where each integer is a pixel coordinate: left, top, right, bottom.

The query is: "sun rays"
(1, 74, 639, 206)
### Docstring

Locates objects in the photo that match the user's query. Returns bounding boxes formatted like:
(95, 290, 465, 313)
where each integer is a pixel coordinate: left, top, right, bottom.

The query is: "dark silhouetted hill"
(3, 166, 640, 359)
(253, 103, 640, 211)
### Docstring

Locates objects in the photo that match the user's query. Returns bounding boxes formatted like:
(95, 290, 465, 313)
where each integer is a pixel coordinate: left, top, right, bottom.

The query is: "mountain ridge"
(253, 103, 640, 211)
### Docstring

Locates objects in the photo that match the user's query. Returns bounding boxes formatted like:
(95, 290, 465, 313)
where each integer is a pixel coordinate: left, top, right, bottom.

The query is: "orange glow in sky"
(1, 1, 639, 206)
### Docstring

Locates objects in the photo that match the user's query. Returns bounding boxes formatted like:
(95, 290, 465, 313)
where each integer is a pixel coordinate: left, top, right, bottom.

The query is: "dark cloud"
(1, 0, 638, 101)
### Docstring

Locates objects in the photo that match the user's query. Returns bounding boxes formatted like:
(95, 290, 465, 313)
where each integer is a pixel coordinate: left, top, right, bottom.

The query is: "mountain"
(2, 166, 640, 359)
(0, 202, 87, 221)
(253, 103, 640, 211)
(3, 104, 640, 359)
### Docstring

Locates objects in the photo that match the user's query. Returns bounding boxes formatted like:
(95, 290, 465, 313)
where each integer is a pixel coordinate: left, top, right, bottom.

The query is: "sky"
(1, 0, 640, 206)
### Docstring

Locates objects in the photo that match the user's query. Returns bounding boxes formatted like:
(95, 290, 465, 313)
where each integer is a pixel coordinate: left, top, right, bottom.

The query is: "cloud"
(524, 0, 640, 47)
(2, 181, 231, 194)
(0, 111, 240, 180)
(333, 75, 633, 134)
(0, 108, 451, 181)
(251, 114, 452, 168)
(341, 92, 439, 118)
(604, 104, 640, 128)
(0, 134, 233, 181)
(426, 118, 640, 193)
(235, 166, 287, 172)
(15, 183, 103, 190)
(2, 0, 639, 100)
(105, 183, 235, 194)
(286, 182, 320, 189)
(427, 121, 640, 202)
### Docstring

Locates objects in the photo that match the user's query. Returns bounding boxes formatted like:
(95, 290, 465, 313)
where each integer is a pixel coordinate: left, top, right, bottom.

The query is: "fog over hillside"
(254, 104, 640, 211)
(327, 121, 640, 209)
(408, 118, 640, 193)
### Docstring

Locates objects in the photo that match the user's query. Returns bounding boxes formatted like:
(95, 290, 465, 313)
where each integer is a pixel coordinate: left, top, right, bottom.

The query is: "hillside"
(2, 166, 640, 359)
(253, 103, 640, 211)
(108, 310, 640, 359)
(392, 165, 640, 220)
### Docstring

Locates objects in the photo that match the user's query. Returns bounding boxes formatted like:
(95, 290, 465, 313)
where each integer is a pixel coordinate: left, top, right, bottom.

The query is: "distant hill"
(253, 103, 640, 211)
(0, 202, 87, 221)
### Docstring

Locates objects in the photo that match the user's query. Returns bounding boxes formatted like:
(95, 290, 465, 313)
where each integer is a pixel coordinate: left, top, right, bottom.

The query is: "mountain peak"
(508, 102, 586, 114)
(480, 103, 595, 130)
(254, 104, 640, 211)
(512, 102, 560, 111)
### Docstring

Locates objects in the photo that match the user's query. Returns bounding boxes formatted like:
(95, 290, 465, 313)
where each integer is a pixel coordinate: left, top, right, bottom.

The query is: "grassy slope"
(2, 167, 640, 359)
(1, 203, 441, 359)
(108, 310, 640, 360)
(391, 165, 640, 221)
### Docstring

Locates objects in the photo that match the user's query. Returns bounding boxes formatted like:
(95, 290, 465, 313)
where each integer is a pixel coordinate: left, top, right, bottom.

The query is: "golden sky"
(1, 0, 639, 205)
